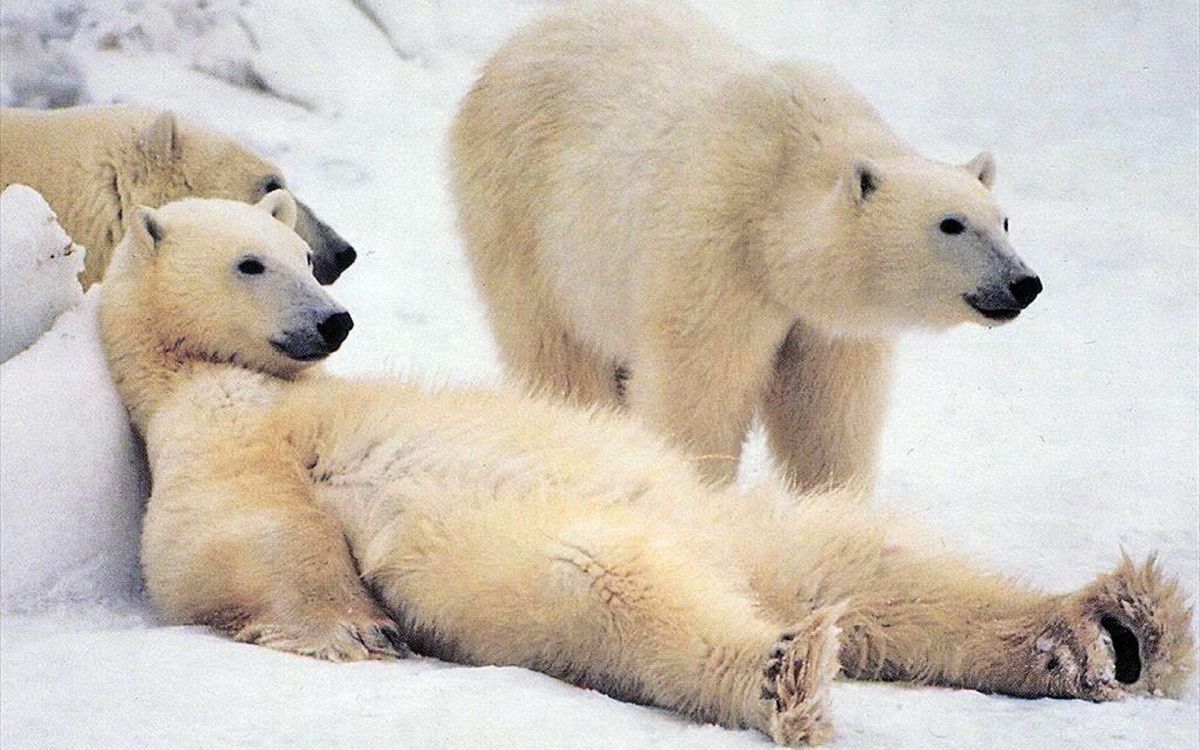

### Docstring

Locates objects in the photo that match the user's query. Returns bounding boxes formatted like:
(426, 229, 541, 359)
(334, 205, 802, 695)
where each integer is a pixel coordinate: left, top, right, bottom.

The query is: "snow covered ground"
(1, 1, 1198, 748)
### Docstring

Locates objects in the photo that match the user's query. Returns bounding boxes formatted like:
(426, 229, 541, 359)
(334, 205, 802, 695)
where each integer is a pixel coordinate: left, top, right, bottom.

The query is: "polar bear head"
(769, 152, 1041, 335)
(106, 191, 352, 379)
(134, 111, 357, 285)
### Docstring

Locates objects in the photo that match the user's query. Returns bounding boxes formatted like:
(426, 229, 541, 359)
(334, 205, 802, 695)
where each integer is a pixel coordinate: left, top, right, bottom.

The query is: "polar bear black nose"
(335, 246, 357, 271)
(1009, 275, 1043, 308)
(317, 311, 354, 351)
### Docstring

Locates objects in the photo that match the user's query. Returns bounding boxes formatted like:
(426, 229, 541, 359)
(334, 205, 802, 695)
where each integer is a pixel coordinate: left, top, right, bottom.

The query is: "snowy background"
(1, 1, 1198, 748)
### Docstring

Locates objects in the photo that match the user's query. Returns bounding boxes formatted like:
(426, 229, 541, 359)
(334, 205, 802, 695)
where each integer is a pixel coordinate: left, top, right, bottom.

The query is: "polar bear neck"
(99, 273, 279, 436)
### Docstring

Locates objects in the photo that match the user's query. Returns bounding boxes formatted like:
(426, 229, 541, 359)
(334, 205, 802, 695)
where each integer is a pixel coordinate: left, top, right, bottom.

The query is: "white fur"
(449, 1, 1039, 489)
(0, 105, 353, 286)
(99, 197, 1192, 747)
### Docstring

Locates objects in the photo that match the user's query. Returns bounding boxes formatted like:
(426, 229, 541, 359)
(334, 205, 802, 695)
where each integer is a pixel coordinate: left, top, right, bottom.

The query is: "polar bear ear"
(847, 158, 882, 205)
(140, 112, 181, 164)
(128, 206, 164, 255)
(963, 151, 996, 189)
(256, 189, 298, 230)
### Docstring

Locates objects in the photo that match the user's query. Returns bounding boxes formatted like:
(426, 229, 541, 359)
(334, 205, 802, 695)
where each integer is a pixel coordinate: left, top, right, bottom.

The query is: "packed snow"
(0, 288, 149, 612)
(0, 1, 1197, 748)
(0, 185, 85, 362)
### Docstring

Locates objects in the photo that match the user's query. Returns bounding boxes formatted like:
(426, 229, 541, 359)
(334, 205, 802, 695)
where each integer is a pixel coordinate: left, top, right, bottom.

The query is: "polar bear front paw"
(231, 605, 410, 662)
(761, 602, 845, 747)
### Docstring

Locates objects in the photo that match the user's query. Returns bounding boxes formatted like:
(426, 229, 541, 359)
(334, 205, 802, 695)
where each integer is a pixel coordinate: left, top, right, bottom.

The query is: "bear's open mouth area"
(1100, 615, 1142, 684)
(963, 294, 1021, 321)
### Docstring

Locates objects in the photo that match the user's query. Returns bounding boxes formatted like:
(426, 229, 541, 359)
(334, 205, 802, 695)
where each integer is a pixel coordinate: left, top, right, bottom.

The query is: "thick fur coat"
(100, 196, 1191, 746)
(449, 1, 1042, 489)
(0, 105, 356, 287)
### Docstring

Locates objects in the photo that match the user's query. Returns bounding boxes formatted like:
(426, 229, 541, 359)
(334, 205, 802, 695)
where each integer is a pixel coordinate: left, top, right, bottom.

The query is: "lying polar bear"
(99, 195, 1194, 746)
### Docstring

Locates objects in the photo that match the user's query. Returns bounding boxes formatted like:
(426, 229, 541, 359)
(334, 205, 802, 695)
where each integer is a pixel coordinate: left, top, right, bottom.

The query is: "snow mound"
(0, 184, 86, 363)
(0, 1, 89, 107)
(354, 0, 545, 61)
(0, 287, 150, 612)
(0, 25, 88, 108)
(0, 0, 543, 116)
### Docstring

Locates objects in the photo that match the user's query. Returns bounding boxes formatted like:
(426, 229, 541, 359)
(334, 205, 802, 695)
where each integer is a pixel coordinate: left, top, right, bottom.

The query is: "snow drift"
(0, 288, 149, 612)
(0, 185, 144, 612)
(0, 185, 85, 363)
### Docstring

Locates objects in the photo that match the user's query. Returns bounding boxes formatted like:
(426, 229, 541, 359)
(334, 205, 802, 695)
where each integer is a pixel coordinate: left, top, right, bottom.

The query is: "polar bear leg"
(737, 500, 1193, 699)
(543, 524, 835, 739)
(495, 301, 623, 409)
(629, 306, 788, 484)
(463, 227, 622, 408)
(364, 498, 839, 744)
(761, 321, 892, 494)
(142, 473, 405, 662)
(832, 551, 1192, 700)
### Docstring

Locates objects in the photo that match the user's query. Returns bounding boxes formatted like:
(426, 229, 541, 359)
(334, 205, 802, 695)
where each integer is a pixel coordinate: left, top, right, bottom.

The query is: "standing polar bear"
(450, 1, 1042, 488)
(100, 196, 1191, 747)
(0, 105, 357, 287)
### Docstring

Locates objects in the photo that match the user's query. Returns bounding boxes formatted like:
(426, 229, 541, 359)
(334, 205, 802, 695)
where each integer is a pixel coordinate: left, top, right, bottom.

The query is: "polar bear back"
(461, 0, 900, 360)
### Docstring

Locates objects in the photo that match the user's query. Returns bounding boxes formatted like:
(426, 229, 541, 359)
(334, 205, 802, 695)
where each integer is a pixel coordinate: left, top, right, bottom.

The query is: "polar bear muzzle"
(270, 308, 354, 361)
(963, 271, 1042, 322)
(294, 201, 357, 285)
(961, 232, 1042, 323)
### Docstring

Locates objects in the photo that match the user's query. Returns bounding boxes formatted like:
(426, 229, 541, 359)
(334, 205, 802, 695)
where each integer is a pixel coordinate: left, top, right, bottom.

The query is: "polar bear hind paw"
(1054, 554, 1196, 700)
(762, 602, 846, 746)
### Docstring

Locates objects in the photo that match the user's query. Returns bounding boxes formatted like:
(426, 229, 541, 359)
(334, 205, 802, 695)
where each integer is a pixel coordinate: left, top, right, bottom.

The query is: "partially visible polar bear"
(0, 105, 356, 287)
(450, 1, 1042, 489)
(100, 196, 1190, 747)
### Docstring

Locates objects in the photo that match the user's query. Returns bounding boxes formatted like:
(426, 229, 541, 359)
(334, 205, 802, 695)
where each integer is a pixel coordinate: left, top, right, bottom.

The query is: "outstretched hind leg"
(735, 496, 1195, 700)
(1029, 555, 1196, 699)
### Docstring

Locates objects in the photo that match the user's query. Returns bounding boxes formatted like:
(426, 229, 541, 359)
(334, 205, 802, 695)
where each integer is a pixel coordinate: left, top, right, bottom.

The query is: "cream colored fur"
(449, 1, 1039, 489)
(101, 197, 1191, 746)
(0, 105, 353, 287)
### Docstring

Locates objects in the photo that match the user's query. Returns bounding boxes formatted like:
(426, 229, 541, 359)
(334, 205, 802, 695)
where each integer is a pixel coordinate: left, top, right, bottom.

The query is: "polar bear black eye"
(237, 257, 266, 275)
(1003, 218, 1009, 233)
(940, 218, 965, 235)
